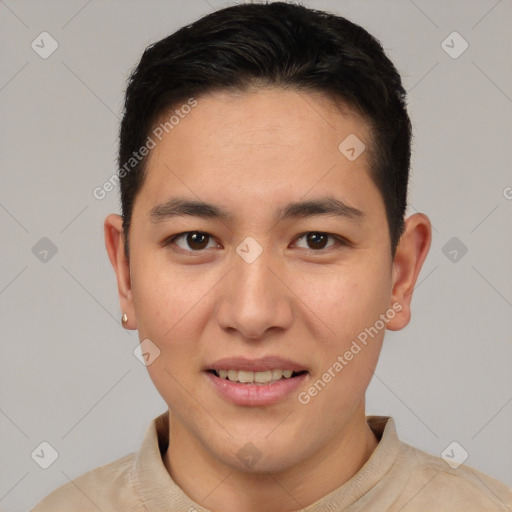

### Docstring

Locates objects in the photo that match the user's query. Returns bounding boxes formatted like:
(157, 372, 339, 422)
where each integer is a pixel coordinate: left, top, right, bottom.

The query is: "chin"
(206, 432, 308, 475)
(227, 450, 298, 475)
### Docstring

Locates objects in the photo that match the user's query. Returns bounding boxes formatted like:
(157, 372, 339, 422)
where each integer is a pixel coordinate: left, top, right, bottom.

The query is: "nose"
(216, 252, 294, 340)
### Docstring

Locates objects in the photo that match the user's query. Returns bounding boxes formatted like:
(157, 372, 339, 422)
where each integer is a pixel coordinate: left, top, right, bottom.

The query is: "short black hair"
(119, 1, 411, 257)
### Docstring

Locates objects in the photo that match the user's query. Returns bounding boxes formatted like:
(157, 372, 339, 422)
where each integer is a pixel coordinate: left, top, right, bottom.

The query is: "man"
(33, 2, 512, 510)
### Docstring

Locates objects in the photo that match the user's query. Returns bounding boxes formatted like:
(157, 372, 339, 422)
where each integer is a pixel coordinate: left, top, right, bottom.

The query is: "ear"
(386, 213, 431, 331)
(104, 214, 137, 330)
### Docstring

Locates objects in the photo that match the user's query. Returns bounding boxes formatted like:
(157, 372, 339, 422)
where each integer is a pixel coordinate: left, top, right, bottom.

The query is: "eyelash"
(162, 231, 349, 254)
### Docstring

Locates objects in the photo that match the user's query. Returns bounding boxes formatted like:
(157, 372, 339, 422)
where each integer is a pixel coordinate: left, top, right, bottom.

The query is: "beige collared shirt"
(32, 412, 512, 511)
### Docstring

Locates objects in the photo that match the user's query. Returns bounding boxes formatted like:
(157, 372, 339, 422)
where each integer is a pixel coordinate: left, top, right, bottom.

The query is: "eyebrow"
(150, 198, 233, 222)
(149, 196, 364, 223)
(279, 197, 364, 221)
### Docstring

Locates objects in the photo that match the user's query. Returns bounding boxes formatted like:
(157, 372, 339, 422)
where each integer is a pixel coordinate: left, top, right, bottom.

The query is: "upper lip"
(206, 356, 308, 373)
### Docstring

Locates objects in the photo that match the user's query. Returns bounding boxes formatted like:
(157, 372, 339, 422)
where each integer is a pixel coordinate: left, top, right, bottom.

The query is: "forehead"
(138, 87, 380, 217)
(153, 87, 368, 162)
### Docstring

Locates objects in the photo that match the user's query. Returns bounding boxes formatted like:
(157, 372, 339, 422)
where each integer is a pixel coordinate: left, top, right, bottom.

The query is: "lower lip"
(205, 371, 308, 406)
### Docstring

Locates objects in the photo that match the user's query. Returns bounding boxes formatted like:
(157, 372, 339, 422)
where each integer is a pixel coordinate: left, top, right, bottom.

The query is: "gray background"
(1, 0, 511, 510)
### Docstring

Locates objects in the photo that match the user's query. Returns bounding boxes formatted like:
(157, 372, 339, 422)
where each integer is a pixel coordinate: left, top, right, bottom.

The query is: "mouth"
(204, 357, 309, 406)
(206, 368, 308, 385)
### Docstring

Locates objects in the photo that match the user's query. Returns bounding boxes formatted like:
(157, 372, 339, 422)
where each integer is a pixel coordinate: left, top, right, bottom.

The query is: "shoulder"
(31, 452, 140, 511)
(396, 442, 512, 511)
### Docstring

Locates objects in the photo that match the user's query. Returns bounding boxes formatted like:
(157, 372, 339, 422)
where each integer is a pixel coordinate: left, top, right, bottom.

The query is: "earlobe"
(387, 213, 431, 331)
(104, 214, 137, 330)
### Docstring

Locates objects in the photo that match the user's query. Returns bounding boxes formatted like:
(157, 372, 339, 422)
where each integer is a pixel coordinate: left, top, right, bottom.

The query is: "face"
(112, 88, 419, 473)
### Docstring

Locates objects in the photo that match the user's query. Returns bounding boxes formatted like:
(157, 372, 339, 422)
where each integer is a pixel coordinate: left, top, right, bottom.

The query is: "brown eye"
(305, 232, 329, 249)
(172, 231, 217, 251)
(293, 232, 343, 251)
(187, 232, 209, 250)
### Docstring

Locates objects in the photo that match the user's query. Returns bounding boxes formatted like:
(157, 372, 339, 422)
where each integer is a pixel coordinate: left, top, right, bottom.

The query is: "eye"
(293, 232, 341, 250)
(168, 231, 219, 251)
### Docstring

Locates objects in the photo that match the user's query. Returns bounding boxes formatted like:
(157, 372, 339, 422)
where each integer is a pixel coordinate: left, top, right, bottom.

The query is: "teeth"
(214, 369, 299, 384)
(238, 370, 254, 383)
(254, 370, 272, 383)
(271, 369, 283, 380)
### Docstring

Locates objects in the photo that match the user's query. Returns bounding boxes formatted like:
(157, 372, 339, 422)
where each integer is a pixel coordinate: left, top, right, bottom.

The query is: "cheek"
(297, 261, 391, 388)
(129, 256, 217, 374)
(294, 260, 391, 338)
(130, 262, 211, 407)
(131, 253, 208, 337)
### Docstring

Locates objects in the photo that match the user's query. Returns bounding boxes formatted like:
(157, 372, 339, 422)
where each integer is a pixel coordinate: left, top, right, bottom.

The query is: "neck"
(164, 405, 378, 512)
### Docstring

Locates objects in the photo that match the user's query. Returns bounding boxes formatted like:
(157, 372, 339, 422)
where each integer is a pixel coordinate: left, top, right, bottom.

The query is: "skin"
(105, 87, 431, 511)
